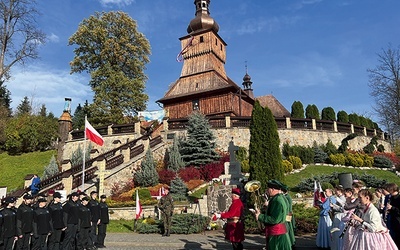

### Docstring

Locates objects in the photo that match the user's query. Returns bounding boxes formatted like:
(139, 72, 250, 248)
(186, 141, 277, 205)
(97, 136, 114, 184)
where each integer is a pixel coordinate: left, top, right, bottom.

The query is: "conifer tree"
(249, 101, 284, 192)
(167, 136, 185, 171)
(135, 148, 159, 187)
(305, 104, 320, 119)
(321, 107, 336, 120)
(180, 111, 219, 166)
(43, 155, 59, 179)
(170, 176, 188, 199)
(291, 101, 304, 118)
(70, 144, 92, 167)
(337, 110, 349, 123)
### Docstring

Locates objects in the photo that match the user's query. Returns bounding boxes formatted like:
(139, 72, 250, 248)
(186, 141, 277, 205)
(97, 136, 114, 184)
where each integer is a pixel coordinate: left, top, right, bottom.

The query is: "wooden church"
(157, 0, 289, 119)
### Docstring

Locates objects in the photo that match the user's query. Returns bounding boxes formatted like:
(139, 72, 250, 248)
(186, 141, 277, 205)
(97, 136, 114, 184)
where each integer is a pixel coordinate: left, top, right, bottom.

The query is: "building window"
(192, 100, 200, 110)
(200, 36, 204, 43)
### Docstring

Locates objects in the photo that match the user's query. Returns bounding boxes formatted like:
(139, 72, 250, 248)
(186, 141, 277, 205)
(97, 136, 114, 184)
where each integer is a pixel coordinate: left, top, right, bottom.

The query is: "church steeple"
(187, 0, 219, 34)
(242, 64, 254, 98)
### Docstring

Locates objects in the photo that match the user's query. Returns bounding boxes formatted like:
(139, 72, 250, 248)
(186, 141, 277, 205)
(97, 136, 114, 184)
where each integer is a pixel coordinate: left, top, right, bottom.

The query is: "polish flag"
(85, 118, 104, 146)
(136, 189, 142, 220)
(313, 180, 319, 207)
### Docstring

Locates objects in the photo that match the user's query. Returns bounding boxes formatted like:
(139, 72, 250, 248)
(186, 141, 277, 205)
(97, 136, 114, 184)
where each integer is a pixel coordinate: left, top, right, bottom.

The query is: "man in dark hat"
(213, 188, 245, 250)
(62, 192, 80, 250)
(77, 196, 93, 250)
(16, 193, 34, 250)
(32, 198, 51, 250)
(48, 192, 66, 250)
(97, 195, 109, 248)
(254, 180, 291, 250)
(158, 187, 174, 237)
(88, 190, 100, 247)
(1, 197, 18, 250)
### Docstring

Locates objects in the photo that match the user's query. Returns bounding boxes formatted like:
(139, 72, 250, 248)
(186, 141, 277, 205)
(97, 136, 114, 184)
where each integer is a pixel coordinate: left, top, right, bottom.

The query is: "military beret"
(81, 196, 90, 201)
(100, 195, 107, 199)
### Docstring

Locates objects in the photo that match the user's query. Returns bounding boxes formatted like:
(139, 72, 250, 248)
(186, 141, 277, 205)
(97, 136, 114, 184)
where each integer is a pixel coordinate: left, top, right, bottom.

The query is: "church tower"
(157, 0, 255, 119)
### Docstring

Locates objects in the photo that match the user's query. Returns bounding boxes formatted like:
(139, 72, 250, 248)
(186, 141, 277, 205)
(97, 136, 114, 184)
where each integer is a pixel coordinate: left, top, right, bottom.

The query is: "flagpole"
(82, 116, 87, 191)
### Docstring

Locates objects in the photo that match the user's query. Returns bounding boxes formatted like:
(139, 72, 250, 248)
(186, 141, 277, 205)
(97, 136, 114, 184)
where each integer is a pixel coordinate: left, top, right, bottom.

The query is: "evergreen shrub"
(282, 160, 293, 173)
(288, 156, 302, 169)
(133, 188, 152, 201)
(314, 147, 328, 163)
(329, 154, 346, 165)
(345, 153, 364, 167)
(373, 155, 393, 169)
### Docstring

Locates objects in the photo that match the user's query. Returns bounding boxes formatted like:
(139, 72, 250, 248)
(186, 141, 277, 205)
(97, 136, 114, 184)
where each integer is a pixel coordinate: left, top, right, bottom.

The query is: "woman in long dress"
(316, 188, 336, 249)
(349, 189, 397, 250)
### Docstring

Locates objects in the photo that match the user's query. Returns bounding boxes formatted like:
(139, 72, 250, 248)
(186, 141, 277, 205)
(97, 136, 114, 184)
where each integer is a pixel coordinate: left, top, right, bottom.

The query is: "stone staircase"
(10, 134, 165, 200)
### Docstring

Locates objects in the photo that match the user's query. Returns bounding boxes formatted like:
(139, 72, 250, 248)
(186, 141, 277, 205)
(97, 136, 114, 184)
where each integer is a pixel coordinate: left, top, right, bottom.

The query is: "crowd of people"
(0, 190, 109, 250)
(316, 181, 399, 250)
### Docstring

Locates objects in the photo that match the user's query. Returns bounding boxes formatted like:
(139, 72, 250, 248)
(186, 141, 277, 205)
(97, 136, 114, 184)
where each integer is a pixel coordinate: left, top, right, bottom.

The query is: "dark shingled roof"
(256, 94, 290, 117)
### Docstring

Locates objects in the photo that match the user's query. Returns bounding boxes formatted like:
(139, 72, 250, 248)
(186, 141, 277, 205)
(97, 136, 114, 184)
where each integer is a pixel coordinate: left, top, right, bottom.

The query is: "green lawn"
(0, 150, 56, 191)
(285, 164, 400, 188)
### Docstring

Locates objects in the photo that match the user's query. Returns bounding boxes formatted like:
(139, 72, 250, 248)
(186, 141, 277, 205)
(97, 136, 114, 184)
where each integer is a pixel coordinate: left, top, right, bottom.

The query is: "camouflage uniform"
(158, 192, 174, 236)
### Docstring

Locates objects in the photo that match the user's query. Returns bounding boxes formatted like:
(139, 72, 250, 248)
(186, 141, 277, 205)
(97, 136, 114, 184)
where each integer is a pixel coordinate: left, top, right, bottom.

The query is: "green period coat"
(258, 193, 291, 250)
(284, 193, 296, 246)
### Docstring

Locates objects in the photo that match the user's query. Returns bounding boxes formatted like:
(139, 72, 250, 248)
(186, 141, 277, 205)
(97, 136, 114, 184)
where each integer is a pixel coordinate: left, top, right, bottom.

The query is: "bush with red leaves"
(373, 152, 400, 169)
(178, 166, 201, 182)
(200, 161, 224, 181)
(157, 169, 176, 186)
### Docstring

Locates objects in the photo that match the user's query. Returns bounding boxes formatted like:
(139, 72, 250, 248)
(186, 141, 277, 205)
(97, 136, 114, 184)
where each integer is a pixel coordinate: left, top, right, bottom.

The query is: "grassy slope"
(0, 150, 56, 191)
(285, 164, 400, 188)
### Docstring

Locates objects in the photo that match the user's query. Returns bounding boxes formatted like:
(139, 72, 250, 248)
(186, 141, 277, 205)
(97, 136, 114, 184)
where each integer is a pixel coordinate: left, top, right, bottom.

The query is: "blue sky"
(6, 0, 400, 124)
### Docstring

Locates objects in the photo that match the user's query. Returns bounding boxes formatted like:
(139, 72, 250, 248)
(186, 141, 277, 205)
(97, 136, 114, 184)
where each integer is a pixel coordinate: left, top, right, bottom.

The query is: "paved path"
(104, 231, 319, 250)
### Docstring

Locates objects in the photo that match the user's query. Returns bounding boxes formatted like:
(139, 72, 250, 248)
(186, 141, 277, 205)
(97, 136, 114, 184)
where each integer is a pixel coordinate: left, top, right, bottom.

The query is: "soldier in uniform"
(1, 197, 18, 250)
(16, 193, 34, 250)
(96, 195, 109, 248)
(32, 198, 52, 250)
(76, 196, 93, 250)
(213, 188, 245, 250)
(158, 187, 174, 237)
(62, 192, 80, 250)
(48, 192, 66, 250)
(88, 191, 100, 247)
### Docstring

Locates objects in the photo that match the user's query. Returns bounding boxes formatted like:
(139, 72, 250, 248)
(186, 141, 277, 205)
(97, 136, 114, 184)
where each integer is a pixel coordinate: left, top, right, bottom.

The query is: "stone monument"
(219, 138, 244, 186)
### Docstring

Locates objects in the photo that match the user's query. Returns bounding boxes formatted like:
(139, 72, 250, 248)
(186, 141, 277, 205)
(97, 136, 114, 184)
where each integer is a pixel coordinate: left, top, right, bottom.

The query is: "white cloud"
(8, 65, 92, 115)
(98, 0, 134, 7)
(47, 33, 60, 43)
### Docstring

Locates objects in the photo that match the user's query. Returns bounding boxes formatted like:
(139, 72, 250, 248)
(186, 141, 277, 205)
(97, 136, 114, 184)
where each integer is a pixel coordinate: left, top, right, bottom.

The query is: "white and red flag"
(313, 180, 319, 207)
(85, 118, 104, 146)
(135, 189, 143, 220)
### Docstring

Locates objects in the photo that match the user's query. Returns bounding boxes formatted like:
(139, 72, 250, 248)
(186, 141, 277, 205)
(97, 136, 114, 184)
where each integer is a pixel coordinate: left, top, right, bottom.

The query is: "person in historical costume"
(385, 183, 400, 248)
(96, 195, 109, 248)
(213, 188, 245, 250)
(255, 180, 291, 250)
(158, 187, 174, 237)
(349, 189, 398, 250)
(281, 184, 296, 248)
(374, 188, 385, 216)
(330, 185, 346, 250)
(316, 188, 336, 249)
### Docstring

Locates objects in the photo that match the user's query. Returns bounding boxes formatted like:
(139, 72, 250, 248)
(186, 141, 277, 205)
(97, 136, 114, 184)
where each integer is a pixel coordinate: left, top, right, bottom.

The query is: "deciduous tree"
(69, 11, 150, 124)
(368, 44, 400, 141)
(0, 0, 46, 85)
